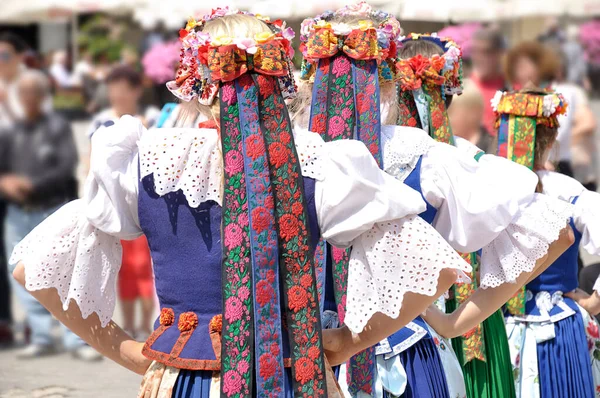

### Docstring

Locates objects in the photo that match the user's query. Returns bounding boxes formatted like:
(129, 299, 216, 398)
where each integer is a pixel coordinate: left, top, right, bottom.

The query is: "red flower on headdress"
(408, 55, 431, 77)
(288, 286, 308, 312)
(179, 29, 188, 39)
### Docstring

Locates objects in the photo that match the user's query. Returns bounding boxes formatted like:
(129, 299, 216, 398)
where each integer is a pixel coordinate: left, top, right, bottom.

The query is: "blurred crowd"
(0, 17, 599, 361)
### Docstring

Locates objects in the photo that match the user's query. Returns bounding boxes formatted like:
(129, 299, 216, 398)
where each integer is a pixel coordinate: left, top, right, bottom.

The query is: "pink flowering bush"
(438, 23, 482, 59)
(142, 41, 181, 84)
(580, 21, 600, 67)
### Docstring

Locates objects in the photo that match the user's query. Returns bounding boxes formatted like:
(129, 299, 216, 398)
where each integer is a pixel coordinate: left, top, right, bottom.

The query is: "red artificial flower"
(251, 207, 270, 234)
(259, 353, 278, 379)
(159, 308, 175, 326)
(288, 286, 308, 312)
(178, 312, 199, 332)
(294, 357, 315, 384)
(256, 280, 275, 306)
(179, 29, 188, 39)
(408, 54, 431, 77)
(268, 142, 289, 168)
(279, 214, 300, 240)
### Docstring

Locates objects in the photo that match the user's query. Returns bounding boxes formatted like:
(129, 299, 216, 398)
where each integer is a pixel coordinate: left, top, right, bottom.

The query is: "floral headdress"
(396, 33, 464, 144)
(167, 7, 297, 106)
(298, 3, 402, 395)
(167, 8, 329, 398)
(495, 88, 567, 316)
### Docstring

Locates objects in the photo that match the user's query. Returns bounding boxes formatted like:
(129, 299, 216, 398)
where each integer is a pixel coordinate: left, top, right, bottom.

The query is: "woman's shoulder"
(537, 170, 585, 200)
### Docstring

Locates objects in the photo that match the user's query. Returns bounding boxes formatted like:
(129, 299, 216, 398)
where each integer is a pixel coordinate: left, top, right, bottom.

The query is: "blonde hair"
(450, 79, 484, 111)
(290, 14, 399, 128)
(178, 14, 272, 126)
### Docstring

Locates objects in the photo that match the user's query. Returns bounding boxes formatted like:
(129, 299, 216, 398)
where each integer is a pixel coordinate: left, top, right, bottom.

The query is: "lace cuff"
(344, 215, 471, 333)
(480, 194, 573, 289)
(10, 200, 122, 327)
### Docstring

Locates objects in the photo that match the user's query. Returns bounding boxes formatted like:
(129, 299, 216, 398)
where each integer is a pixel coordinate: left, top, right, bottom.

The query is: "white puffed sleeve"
(313, 138, 471, 333)
(10, 115, 144, 327)
(420, 143, 572, 288)
(594, 276, 600, 296)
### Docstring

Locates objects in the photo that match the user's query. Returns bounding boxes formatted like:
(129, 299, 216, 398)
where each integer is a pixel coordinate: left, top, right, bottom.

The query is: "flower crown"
(299, 2, 402, 82)
(397, 33, 464, 95)
(167, 7, 297, 106)
(491, 89, 568, 128)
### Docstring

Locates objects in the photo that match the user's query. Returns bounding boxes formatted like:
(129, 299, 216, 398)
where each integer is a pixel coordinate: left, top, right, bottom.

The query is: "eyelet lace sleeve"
(10, 116, 143, 327)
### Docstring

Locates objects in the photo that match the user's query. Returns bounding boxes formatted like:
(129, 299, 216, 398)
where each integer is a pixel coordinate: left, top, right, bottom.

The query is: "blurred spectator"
(538, 17, 565, 49)
(563, 25, 591, 90)
(85, 53, 112, 114)
(0, 70, 99, 361)
(88, 65, 157, 339)
(448, 79, 494, 154)
(504, 41, 560, 89)
(120, 47, 140, 70)
(49, 51, 77, 89)
(470, 28, 507, 137)
(87, 65, 159, 138)
(553, 52, 598, 189)
(0, 32, 27, 128)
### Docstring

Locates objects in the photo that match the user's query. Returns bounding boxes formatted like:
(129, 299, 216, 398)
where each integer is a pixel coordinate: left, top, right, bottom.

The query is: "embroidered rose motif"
(294, 357, 315, 384)
(224, 150, 244, 175)
(237, 285, 250, 301)
(222, 369, 243, 395)
(288, 286, 308, 312)
(311, 114, 327, 134)
(279, 214, 300, 240)
(251, 207, 270, 234)
(221, 83, 237, 105)
(159, 308, 175, 326)
(332, 57, 351, 77)
(224, 223, 243, 249)
(245, 134, 265, 161)
(268, 142, 289, 168)
(308, 345, 321, 360)
(225, 296, 244, 323)
(178, 312, 198, 332)
(300, 274, 313, 289)
(259, 353, 278, 379)
(209, 314, 223, 334)
(257, 75, 275, 97)
(256, 280, 275, 306)
(270, 342, 280, 356)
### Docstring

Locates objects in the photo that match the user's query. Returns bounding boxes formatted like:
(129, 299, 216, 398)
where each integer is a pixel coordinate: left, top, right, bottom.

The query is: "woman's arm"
(422, 225, 574, 338)
(13, 263, 150, 375)
(565, 288, 600, 316)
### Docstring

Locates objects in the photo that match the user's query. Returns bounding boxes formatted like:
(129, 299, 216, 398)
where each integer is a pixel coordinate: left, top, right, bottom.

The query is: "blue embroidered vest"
(523, 197, 583, 317)
(138, 173, 321, 369)
(377, 156, 439, 356)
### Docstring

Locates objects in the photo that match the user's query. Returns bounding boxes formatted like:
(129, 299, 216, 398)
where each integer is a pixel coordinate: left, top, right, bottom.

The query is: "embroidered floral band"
(493, 89, 567, 315)
(396, 33, 463, 144)
(167, 7, 297, 106)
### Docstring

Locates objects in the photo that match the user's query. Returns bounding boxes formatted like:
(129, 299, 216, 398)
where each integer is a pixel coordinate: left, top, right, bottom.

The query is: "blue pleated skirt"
(382, 338, 450, 398)
(536, 310, 595, 398)
(172, 368, 295, 398)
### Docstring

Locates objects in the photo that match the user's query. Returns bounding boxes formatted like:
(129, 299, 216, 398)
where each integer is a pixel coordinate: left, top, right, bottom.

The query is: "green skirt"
(446, 302, 516, 398)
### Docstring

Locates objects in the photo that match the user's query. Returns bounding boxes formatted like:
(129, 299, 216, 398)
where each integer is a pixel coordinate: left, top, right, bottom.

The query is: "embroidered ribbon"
(308, 54, 380, 395)
(396, 56, 454, 144)
(303, 27, 387, 63)
(452, 253, 486, 363)
(220, 75, 327, 398)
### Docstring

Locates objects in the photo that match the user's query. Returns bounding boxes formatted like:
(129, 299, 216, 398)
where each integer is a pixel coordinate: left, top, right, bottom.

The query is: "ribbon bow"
(396, 55, 446, 91)
(303, 27, 386, 62)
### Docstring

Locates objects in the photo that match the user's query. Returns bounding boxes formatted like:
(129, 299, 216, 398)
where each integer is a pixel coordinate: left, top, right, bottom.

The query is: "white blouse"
(381, 126, 573, 289)
(10, 116, 470, 333)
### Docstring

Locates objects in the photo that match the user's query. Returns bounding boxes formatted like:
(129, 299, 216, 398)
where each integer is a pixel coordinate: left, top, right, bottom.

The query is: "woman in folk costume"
(485, 87, 600, 398)
(394, 34, 517, 398)
(10, 9, 473, 398)
(293, 4, 574, 396)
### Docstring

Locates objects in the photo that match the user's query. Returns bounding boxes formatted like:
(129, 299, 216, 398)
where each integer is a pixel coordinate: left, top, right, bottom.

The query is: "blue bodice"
(138, 173, 320, 369)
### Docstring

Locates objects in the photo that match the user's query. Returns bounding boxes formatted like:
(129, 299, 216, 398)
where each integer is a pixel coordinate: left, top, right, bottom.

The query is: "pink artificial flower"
(282, 27, 295, 41)
(234, 38, 258, 54)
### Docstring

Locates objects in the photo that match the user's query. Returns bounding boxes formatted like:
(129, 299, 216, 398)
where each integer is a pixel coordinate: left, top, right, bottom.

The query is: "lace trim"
(480, 195, 573, 289)
(344, 215, 472, 334)
(376, 322, 428, 358)
(381, 126, 434, 182)
(9, 200, 122, 328)
(138, 127, 326, 208)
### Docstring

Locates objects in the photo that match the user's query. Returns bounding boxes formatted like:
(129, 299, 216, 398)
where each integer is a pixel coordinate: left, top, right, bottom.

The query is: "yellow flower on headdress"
(358, 20, 374, 31)
(211, 36, 234, 46)
(255, 32, 276, 43)
(255, 14, 270, 21)
(315, 20, 332, 30)
(411, 33, 421, 40)
(185, 17, 197, 31)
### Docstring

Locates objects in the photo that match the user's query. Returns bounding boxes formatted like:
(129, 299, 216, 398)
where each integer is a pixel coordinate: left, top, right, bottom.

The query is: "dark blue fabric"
(385, 316, 430, 351)
(172, 368, 295, 397)
(403, 156, 437, 225)
(536, 303, 595, 398)
(138, 173, 319, 362)
(387, 337, 450, 398)
(527, 198, 583, 297)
